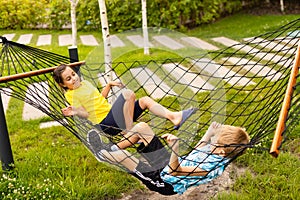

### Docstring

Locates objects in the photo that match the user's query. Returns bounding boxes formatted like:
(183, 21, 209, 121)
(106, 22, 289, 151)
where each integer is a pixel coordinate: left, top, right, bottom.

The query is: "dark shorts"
(137, 136, 171, 169)
(96, 94, 144, 136)
(131, 136, 176, 196)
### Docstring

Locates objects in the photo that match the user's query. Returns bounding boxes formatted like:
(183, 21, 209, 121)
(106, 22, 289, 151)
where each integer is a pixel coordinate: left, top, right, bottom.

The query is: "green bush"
(76, 1, 100, 31)
(101, 0, 244, 32)
(0, 0, 255, 31)
(47, 0, 70, 30)
(0, 0, 48, 29)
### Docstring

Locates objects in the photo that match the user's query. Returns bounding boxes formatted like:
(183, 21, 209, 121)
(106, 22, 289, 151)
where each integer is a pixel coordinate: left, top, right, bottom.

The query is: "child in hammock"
(53, 64, 197, 136)
(88, 121, 250, 195)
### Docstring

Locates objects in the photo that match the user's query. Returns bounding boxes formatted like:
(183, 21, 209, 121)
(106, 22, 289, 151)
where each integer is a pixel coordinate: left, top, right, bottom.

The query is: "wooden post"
(270, 40, 300, 157)
(0, 61, 85, 83)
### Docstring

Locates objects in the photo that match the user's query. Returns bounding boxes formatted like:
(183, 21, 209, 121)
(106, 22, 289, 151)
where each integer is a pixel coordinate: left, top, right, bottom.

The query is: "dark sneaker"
(87, 129, 106, 162)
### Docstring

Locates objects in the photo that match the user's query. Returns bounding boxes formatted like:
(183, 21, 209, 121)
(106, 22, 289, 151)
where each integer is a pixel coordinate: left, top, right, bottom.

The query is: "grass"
(188, 13, 300, 39)
(0, 13, 300, 199)
(217, 151, 300, 200)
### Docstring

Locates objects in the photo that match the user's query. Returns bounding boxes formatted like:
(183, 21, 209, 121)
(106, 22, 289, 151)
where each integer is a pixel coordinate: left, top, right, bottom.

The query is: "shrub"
(0, 0, 48, 29)
(47, 0, 71, 30)
(0, 0, 261, 31)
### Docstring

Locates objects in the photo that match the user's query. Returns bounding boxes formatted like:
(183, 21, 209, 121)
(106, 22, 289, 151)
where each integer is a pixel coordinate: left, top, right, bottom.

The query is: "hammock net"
(0, 18, 299, 194)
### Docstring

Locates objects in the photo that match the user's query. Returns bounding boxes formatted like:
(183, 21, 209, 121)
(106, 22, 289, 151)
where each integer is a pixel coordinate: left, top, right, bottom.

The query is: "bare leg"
(122, 89, 136, 130)
(103, 122, 155, 170)
(138, 96, 183, 126)
(102, 149, 139, 171)
(117, 122, 155, 149)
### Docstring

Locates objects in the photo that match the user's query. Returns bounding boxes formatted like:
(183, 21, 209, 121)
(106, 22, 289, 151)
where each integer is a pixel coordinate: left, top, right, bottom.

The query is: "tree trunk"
(98, 0, 115, 102)
(98, 0, 112, 76)
(141, 0, 150, 55)
(280, 0, 285, 13)
(69, 0, 78, 47)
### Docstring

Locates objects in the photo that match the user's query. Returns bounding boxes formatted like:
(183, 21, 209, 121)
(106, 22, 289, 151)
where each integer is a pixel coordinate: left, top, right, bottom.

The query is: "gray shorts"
(97, 94, 144, 135)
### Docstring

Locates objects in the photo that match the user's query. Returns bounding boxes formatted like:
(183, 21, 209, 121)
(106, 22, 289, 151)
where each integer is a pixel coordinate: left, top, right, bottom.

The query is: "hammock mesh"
(0, 18, 300, 194)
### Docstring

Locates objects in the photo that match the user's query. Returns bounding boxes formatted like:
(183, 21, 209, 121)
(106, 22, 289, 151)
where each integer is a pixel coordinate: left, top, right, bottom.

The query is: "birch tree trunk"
(141, 0, 150, 55)
(98, 0, 112, 80)
(280, 0, 285, 13)
(69, 0, 79, 47)
(98, 0, 115, 102)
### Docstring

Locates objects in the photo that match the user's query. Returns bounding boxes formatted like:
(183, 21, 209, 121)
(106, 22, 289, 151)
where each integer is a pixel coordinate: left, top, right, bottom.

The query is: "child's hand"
(161, 134, 179, 146)
(196, 122, 223, 147)
(61, 106, 76, 116)
(206, 121, 222, 137)
(109, 81, 125, 88)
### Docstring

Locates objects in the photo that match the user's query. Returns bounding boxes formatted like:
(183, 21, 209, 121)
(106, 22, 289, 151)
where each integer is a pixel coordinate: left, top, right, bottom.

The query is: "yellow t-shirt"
(65, 80, 112, 124)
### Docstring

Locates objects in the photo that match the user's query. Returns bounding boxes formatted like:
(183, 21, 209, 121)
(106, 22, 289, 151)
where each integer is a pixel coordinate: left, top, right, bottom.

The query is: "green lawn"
(0, 13, 300, 199)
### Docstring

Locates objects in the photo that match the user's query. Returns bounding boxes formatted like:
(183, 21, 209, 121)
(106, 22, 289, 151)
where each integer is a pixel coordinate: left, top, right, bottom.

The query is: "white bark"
(280, 0, 285, 13)
(69, 0, 79, 47)
(98, 0, 115, 102)
(141, 0, 149, 55)
(98, 0, 112, 80)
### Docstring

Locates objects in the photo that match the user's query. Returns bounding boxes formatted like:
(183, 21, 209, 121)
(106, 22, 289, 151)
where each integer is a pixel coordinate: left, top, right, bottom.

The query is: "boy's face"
(60, 67, 81, 90)
(210, 143, 226, 157)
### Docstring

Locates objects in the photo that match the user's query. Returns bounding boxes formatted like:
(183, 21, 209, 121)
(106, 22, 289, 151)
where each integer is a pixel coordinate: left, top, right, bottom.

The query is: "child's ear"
(59, 82, 66, 88)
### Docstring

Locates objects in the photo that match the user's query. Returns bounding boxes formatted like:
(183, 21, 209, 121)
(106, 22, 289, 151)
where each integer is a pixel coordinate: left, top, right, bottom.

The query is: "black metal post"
(68, 46, 80, 73)
(0, 93, 14, 171)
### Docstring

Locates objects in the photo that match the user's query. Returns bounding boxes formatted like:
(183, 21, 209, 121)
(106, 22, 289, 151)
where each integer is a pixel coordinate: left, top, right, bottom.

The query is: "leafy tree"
(0, 0, 48, 29)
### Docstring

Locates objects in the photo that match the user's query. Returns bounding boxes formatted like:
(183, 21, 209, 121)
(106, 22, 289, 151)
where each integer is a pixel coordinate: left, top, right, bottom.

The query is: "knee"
(138, 96, 150, 105)
(135, 122, 148, 130)
(123, 89, 135, 101)
(134, 122, 152, 134)
(134, 122, 155, 143)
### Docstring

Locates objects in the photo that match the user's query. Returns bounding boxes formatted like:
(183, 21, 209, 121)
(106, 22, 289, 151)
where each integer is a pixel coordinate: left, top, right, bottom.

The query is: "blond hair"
(216, 125, 250, 158)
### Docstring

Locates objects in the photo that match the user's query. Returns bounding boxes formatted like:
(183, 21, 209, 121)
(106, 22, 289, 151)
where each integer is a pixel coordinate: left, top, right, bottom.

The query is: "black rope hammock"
(0, 18, 299, 195)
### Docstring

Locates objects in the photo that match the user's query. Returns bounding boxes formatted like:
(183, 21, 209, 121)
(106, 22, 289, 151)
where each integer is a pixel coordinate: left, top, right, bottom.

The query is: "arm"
(162, 134, 209, 177)
(101, 81, 124, 98)
(61, 106, 89, 119)
(195, 121, 221, 149)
